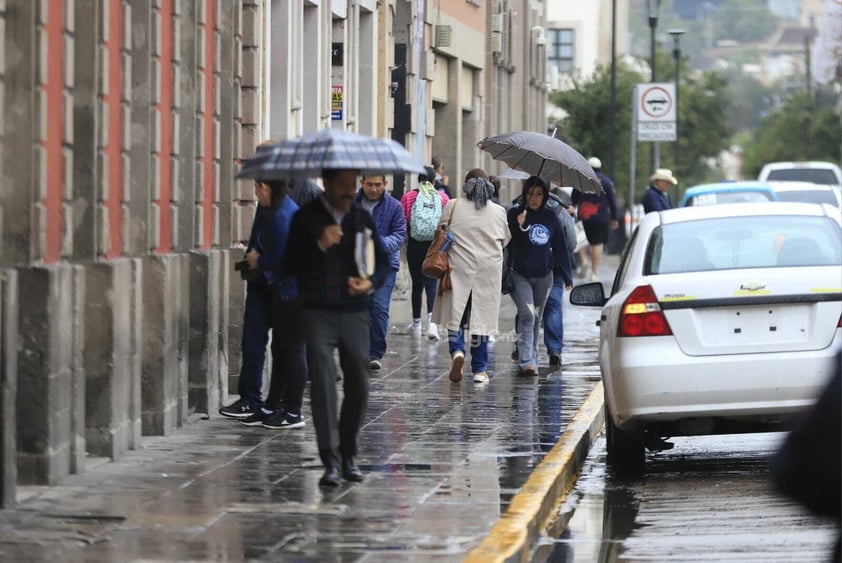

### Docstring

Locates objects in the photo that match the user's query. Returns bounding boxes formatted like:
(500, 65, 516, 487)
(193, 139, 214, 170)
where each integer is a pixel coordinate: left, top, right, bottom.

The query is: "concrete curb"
(465, 381, 605, 563)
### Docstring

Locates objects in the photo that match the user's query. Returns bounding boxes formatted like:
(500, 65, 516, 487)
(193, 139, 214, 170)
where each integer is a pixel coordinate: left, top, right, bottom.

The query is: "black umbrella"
(478, 131, 602, 193)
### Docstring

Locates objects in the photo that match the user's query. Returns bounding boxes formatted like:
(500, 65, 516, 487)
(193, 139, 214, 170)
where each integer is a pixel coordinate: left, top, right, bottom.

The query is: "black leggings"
(406, 238, 438, 319)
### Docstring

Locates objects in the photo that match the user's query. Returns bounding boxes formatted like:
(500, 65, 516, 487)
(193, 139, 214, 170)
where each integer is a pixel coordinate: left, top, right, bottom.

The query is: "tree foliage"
(741, 89, 842, 177)
(549, 59, 731, 206)
(713, 0, 778, 43)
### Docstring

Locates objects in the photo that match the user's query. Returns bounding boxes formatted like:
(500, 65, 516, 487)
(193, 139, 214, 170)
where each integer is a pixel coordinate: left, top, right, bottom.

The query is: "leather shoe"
(342, 458, 365, 482)
(319, 466, 341, 487)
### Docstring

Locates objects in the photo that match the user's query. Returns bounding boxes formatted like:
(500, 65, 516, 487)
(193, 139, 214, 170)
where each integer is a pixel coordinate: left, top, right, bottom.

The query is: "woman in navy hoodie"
(506, 176, 573, 377)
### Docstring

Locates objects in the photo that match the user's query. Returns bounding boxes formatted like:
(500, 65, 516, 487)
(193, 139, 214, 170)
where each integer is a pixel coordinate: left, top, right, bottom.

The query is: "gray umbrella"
(478, 131, 602, 193)
(238, 128, 426, 180)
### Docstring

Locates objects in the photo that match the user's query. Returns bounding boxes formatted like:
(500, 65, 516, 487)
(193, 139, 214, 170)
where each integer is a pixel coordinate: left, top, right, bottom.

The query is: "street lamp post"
(645, 0, 661, 172)
(668, 28, 685, 173)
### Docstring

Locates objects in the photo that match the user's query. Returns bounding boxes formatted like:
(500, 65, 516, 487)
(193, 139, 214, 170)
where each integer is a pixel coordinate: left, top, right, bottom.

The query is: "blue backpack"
(409, 182, 443, 241)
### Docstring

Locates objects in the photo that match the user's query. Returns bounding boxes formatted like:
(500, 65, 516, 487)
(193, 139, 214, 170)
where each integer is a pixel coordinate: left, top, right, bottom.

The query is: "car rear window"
(774, 189, 839, 207)
(646, 215, 842, 274)
(766, 169, 840, 185)
(686, 191, 774, 206)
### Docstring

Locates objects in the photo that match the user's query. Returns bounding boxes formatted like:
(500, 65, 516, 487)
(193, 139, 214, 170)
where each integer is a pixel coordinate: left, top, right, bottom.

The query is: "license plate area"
(700, 304, 811, 347)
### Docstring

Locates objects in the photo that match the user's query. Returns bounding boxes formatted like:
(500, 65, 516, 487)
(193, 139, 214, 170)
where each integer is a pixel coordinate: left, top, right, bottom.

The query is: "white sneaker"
(472, 371, 490, 383)
(408, 319, 422, 337)
(590, 271, 599, 282)
(427, 322, 440, 341)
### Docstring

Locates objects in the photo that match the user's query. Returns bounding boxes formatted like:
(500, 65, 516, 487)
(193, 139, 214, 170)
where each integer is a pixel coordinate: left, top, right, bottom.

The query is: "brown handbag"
(421, 200, 458, 281)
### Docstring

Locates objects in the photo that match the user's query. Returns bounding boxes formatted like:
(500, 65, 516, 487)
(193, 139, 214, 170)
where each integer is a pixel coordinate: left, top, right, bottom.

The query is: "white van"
(758, 161, 842, 187)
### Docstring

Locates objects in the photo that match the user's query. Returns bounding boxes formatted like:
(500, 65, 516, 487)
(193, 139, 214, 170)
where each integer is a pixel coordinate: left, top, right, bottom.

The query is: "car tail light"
(618, 285, 673, 337)
(838, 314, 842, 328)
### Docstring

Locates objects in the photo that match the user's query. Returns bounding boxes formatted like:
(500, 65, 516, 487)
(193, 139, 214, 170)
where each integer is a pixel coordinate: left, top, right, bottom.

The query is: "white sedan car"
(570, 202, 842, 476)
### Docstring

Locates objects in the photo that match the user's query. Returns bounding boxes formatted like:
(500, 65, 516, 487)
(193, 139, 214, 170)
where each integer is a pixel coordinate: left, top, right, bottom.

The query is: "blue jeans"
(239, 280, 273, 409)
(448, 329, 489, 374)
(369, 270, 397, 360)
(543, 274, 566, 355)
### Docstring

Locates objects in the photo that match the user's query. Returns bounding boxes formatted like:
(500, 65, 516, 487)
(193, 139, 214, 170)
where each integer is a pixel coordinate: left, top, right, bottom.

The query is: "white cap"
(587, 157, 602, 169)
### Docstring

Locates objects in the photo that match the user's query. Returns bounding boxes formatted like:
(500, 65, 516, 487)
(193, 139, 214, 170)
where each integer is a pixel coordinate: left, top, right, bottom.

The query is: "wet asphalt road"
(543, 433, 839, 562)
(0, 262, 611, 561)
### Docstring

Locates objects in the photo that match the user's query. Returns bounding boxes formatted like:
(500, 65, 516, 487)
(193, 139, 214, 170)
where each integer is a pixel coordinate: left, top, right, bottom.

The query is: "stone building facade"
(0, 0, 266, 505)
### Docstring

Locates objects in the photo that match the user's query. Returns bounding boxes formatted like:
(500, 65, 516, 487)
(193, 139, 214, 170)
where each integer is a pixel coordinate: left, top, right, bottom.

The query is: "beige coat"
(432, 198, 511, 335)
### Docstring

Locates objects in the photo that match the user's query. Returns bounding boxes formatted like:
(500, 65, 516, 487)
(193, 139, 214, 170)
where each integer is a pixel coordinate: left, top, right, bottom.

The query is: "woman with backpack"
(400, 167, 449, 340)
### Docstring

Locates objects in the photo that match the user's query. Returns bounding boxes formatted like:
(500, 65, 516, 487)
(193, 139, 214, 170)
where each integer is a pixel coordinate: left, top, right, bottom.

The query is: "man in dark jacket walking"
(355, 175, 407, 370)
(284, 168, 391, 487)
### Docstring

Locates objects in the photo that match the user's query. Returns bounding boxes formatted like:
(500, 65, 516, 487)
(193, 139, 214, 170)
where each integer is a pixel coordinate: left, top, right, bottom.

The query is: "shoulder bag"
(421, 200, 458, 291)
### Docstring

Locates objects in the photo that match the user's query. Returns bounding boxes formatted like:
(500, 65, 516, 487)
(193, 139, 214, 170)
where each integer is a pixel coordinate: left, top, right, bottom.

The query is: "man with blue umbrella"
(241, 129, 425, 486)
(283, 168, 392, 487)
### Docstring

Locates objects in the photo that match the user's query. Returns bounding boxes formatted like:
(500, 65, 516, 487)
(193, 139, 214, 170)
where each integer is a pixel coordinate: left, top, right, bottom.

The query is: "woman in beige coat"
(432, 169, 511, 384)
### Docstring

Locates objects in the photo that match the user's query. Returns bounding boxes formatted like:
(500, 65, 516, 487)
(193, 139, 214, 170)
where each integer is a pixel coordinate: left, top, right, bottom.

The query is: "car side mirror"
(569, 282, 607, 307)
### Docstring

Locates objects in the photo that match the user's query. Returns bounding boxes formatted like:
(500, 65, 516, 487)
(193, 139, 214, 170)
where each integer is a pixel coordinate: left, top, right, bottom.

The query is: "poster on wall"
(331, 86, 344, 121)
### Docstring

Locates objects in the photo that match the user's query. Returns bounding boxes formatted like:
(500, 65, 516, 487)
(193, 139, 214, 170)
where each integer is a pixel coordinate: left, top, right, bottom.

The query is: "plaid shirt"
(283, 197, 390, 311)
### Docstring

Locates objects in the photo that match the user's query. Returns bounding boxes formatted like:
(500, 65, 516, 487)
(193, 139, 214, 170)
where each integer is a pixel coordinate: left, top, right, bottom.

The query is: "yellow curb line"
(465, 381, 605, 563)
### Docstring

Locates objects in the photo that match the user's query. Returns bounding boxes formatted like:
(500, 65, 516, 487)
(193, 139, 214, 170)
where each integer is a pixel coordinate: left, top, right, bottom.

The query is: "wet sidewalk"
(0, 259, 615, 562)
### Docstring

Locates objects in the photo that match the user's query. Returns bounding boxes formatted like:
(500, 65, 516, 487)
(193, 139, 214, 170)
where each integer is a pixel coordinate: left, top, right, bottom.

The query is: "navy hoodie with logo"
(506, 184, 573, 286)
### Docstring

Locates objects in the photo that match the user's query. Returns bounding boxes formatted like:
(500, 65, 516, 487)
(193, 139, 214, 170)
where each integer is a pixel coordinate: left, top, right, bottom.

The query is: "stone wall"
(0, 0, 262, 493)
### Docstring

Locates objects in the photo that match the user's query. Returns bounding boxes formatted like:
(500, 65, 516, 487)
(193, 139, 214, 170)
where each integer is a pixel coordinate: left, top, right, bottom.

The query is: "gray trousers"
(301, 308, 370, 468)
(511, 271, 553, 368)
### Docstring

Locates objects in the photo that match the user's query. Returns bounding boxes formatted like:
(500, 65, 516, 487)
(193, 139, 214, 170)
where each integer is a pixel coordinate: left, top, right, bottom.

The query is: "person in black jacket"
(573, 157, 620, 282)
(283, 168, 391, 487)
(772, 352, 841, 563)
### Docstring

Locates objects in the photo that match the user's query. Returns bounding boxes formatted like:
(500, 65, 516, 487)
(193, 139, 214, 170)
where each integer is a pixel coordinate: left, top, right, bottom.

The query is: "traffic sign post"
(636, 82, 676, 142)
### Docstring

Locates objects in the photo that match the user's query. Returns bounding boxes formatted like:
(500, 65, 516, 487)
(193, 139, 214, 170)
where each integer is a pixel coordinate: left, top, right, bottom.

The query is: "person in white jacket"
(432, 169, 511, 384)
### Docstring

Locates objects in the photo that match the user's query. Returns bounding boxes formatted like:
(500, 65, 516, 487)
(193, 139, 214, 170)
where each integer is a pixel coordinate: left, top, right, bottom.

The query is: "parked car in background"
(758, 161, 842, 187)
(768, 181, 842, 208)
(681, 181, 777, 207)
(570, 202, 842, 477)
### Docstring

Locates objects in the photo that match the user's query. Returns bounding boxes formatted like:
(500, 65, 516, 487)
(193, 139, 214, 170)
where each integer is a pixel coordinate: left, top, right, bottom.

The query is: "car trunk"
(650, 268, 841, 356)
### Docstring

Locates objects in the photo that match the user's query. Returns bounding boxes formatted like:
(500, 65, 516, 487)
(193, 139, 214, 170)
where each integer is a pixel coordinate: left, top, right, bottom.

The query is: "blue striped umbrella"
(238, 128, 426, 180)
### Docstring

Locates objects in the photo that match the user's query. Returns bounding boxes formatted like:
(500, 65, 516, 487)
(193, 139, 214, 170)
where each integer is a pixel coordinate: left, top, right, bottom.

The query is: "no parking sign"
(635, 83, 676, 142)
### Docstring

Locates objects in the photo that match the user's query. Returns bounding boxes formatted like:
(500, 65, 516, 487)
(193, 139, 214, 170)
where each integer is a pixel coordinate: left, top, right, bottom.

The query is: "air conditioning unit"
(435, 25, 452, 48)
(491, 32, 502, 54)
(491, 14, 504, 33)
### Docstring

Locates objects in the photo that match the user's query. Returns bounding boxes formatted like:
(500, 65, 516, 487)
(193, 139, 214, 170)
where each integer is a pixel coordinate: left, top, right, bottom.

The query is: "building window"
(548, 28, 574, 73)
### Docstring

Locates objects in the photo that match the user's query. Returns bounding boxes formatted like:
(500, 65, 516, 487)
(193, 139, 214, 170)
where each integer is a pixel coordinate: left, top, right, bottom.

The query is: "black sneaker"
(549, 354, 561, 367)
(263, 411, 305, 430)
(239, 409, 274, 427)
(219, 398, 256, 419)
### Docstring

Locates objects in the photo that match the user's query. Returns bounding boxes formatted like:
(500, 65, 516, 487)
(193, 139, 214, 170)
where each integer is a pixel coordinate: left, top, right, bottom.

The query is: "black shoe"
(511, 347, 518, 361)
(263, 411, 305, 430)
(549, 354, 561, 367)
(342, 458, 365, 482)
(319, 466, 341, 487)
(239, 409, 273, 426)
(645, 435, 675, 452)
(219, 398, 256, 419)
